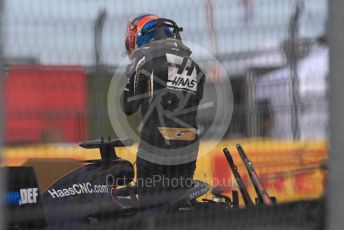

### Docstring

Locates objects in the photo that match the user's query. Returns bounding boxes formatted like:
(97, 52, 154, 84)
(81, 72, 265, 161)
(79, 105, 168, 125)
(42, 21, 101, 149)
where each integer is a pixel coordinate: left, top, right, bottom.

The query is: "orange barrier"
(196, 139, 327, 203)
(1, 138, 327, 203)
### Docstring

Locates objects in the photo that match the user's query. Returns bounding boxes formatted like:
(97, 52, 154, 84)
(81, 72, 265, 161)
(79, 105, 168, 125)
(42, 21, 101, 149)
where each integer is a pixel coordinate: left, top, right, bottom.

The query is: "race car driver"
(121, 14, 205, 205)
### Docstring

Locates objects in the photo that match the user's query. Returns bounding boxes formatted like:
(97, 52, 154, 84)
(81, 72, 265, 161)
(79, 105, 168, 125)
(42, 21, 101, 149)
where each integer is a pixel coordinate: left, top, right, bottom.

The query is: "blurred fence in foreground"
(0, 0, 329, 230)
(1, 0, 328, 143)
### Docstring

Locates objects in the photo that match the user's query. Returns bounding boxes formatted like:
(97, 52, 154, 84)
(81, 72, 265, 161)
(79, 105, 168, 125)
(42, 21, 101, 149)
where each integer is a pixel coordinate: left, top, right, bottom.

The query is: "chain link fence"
(1, 0, 328, 142)
(0, 0, 328, 229)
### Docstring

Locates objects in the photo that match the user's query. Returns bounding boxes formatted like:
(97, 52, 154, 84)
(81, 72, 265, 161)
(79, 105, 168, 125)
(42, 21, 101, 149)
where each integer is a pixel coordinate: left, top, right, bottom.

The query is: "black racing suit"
(121, 39, 205, 204)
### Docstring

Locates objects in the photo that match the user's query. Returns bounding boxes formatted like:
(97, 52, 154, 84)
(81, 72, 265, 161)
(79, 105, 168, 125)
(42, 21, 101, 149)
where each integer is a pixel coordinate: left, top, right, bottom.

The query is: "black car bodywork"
(1, 138, 210, 229)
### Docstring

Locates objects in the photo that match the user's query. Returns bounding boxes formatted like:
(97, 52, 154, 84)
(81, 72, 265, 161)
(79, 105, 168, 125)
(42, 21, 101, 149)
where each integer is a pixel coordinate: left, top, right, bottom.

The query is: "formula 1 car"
(1, 137, 275, 229)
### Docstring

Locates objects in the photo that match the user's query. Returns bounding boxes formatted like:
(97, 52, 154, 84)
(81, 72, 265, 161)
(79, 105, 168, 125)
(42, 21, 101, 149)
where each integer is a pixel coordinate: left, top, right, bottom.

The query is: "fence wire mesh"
(0, 0, 328, 229)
